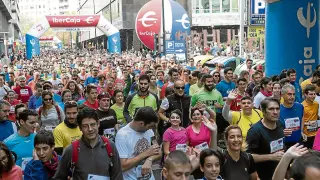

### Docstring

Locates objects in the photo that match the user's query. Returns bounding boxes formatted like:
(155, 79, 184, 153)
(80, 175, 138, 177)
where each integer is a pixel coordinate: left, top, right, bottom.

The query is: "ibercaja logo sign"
(135, 0, 190, 50)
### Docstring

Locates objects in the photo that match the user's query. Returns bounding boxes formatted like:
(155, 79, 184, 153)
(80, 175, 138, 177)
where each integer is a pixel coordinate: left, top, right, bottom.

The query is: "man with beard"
(158, 79, 191, 138)
(53, 101, 82, 155)
(0, 100, 17, 141)
(123, 75, 159, 123)
(191, 74, 224, 133)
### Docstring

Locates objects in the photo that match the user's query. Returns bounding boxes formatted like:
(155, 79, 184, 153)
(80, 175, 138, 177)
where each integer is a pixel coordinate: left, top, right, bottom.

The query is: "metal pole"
(4, 33, 7, 57)
(239, 0, 245, 57)
(162, 0, 166, 56)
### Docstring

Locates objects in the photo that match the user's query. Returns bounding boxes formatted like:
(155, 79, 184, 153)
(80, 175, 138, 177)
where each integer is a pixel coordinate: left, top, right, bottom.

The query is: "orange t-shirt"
(302, 100, 319, 137)
(0, 165, 23, 180)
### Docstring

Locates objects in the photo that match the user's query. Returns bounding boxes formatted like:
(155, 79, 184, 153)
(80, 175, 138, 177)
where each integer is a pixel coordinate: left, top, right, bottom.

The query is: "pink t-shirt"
(0, 165, 23, 180)
(163, 127, 188, 152)
(186, 123, 211, 147)
(313, 129, 320, 151)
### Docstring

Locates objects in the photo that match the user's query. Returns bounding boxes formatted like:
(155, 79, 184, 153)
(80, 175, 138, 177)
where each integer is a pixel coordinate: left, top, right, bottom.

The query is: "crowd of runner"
(0, 49, 319, 180)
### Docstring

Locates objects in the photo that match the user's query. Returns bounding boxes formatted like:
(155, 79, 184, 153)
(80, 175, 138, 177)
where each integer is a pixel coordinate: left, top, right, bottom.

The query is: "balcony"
(0, 0, 13, 19)
(11, 1, 19, 14)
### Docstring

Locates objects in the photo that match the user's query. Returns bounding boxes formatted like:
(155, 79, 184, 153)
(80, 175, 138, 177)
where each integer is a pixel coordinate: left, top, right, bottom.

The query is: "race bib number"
(103, 128, 115, 136)
(10, 106, 15, 113)
(44, 126, 56, 132)
(270, 138, 284, 153)
(21, 157, 32, 171)
(87, 174, 110, 180)
(285, 117, 300, 131)
(195, 142, 209, 152)
(20, 89, 29, 96)
(136, 165, 152, 180)
(307, 121, 318, 132)
(176, 144, 187, 152)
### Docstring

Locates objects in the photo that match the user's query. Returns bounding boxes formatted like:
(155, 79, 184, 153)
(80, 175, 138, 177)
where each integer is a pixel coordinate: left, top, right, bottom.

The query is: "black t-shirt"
(221, 151, 256, 180)
(96, 109, 117, 136)
(246, 120, 285, 180)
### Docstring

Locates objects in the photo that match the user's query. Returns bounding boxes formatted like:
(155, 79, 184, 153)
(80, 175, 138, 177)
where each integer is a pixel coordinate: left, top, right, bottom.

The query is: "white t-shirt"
(49, 79, 62, 89)
(115, 123, 155, 180)
(0, 85, 10, 100)
(253, 92, 267, 109)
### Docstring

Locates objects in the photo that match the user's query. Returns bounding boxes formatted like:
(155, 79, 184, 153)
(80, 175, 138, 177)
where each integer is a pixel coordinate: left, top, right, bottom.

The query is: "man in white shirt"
(115, 107, 161, 180)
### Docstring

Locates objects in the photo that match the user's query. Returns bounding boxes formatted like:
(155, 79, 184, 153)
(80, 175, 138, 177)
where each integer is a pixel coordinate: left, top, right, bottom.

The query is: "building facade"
(0, 0, 21, 55)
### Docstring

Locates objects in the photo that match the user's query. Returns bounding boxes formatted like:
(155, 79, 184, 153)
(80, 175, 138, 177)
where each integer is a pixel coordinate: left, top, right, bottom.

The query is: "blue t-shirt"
(186, 66, 197, 71)
(84, 76, 98, 86)
(4, 133, 36, 168)
(156, 80, 164, 88)
(280, 103, 304, 143)
(0, 120, 17, 141)
(216, 80, 236, 97)
(291, 82, 303, 103)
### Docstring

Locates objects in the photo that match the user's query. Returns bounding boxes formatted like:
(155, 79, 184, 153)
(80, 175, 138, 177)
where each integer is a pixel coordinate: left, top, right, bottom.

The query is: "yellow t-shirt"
(189, 84, 203, 96)
(231, 109, 263, 140)
(53, 122, 82, 149)
(302, 100, 319, 137)
(300, 78, 312, 91)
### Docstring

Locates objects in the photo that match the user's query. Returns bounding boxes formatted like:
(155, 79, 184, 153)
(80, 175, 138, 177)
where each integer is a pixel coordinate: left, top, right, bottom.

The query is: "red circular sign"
(135, 0, 162, 50)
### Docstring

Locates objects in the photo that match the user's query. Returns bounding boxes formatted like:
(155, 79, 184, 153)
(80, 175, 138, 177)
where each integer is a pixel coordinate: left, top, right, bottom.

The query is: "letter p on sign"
(167, 41, 174, 49)
(254, 0, 265, 14)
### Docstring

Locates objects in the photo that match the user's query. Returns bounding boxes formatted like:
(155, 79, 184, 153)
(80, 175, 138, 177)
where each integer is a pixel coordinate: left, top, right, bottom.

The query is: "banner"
(248, 26, 265, 38)
(265, 0, 319, 82)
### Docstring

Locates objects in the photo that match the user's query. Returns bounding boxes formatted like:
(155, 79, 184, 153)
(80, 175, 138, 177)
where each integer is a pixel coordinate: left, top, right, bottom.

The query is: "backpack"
(236, 109, 262, 126)
(38, 105, 61, 122)
(71, 136, 114, 173)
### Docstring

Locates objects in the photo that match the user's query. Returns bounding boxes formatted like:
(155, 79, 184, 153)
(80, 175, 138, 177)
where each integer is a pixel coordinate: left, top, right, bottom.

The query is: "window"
(222, 0, 230, 12)
(201, 0, 210, 13)
(231, 0, 238, 12)
(212, 0, 220, 13)
(193, 0, 200, 13)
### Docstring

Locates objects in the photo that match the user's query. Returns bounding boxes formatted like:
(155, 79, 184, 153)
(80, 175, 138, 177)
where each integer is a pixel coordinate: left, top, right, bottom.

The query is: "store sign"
(250, 0, 265, 25)
(248, 26, 265, 38)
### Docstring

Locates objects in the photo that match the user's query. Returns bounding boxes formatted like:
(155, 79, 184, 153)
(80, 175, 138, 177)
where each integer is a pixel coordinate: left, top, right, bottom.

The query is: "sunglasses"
(175, 86, 185, 90)
(44, 98, 52, 101)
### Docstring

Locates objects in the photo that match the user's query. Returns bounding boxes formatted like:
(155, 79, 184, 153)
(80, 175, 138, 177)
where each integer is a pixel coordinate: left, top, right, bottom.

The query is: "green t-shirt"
(191, 89, 224, 112)
(110, 104, 125, 124)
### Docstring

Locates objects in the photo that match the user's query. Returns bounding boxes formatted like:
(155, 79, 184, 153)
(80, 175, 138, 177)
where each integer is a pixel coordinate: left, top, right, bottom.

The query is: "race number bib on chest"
(195, 142, 209, 152)
(20, 89, 29, 96)
(285, 117, 300, 131)
(307, 121, 319, 132)
(270, 138, 284, 153)
(103, 128, 115, 136)
(10, 106, 15, 113)
(44, 126, 56, 132)
(176, 144, 187, 152)
(87, 174, 110, 180)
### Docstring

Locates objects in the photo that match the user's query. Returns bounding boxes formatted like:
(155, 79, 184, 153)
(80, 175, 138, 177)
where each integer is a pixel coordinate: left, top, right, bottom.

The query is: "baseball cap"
(97, 92, 111, 100)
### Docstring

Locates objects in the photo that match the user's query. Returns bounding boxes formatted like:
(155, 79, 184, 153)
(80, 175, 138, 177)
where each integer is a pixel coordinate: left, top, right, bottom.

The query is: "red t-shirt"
(230, 93, 249, 111)
(13, 86, 32, 104)
(83, 100, 99, 110)
(8, 99, 21, 121)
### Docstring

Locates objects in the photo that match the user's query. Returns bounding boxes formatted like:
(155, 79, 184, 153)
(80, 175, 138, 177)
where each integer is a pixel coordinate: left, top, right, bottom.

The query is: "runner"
(53, 108, 123, 179)
(246, 98, 285, 180)
(4, 110, 38, 170)
(24, 130, 61, 179)
(53, 101, 82, 155)
(0, 100, 17, 141)
(123, 74, 159, 123)
(116, 107, 161, 180)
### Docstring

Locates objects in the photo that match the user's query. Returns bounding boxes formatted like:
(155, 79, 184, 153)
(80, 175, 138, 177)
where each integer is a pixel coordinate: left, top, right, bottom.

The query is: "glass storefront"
(192, 0, 239, 13)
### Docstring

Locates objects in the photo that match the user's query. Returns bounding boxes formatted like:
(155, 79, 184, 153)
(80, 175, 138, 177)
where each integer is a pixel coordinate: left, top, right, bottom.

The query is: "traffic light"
(154, 34, 159, 51)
